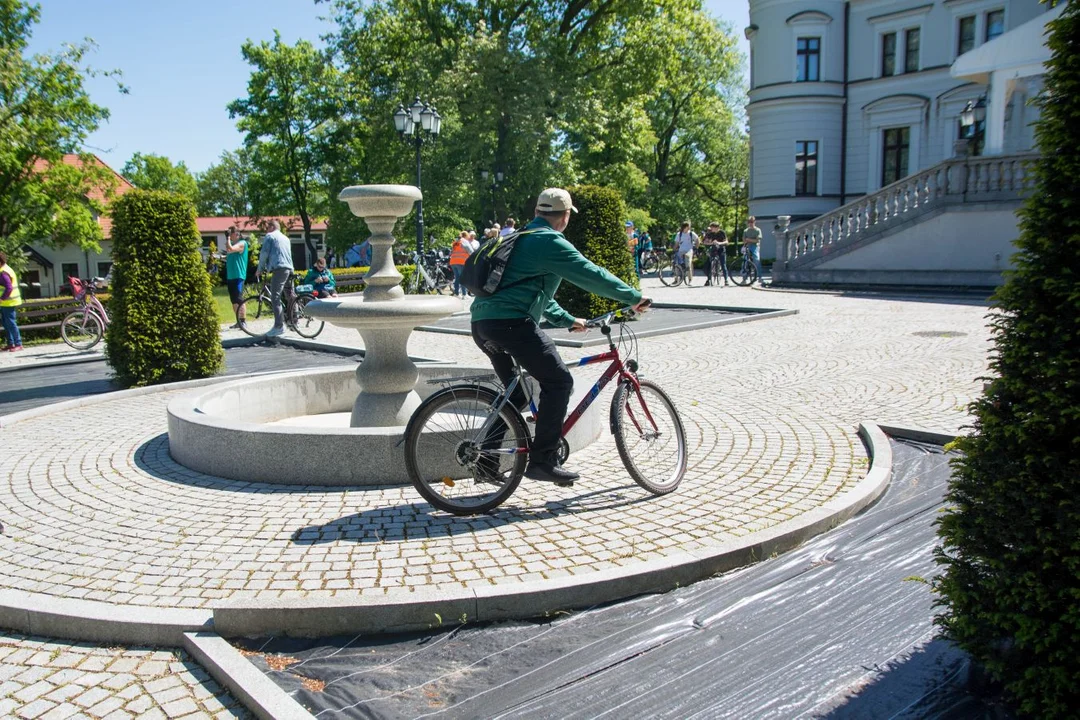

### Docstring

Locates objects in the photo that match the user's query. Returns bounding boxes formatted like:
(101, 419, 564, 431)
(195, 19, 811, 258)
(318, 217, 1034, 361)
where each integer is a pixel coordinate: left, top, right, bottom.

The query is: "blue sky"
(28, 0, 750, 175)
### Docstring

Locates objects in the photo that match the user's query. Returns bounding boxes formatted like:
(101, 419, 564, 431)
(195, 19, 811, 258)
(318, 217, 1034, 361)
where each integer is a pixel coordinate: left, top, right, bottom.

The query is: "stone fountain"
(302, 185, 460, 426)
(166, 185, 604, 486)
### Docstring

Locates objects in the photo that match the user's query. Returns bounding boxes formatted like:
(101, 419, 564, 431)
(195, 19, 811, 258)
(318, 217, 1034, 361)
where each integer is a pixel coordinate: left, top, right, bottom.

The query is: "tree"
(196, 149, 254, 217)
(121, 152, 199, 204)
(228, 32, 344, 264)
(933, 3, 1080, 717)
(320, 0, 747, 236)
(0, 0, 123, 262)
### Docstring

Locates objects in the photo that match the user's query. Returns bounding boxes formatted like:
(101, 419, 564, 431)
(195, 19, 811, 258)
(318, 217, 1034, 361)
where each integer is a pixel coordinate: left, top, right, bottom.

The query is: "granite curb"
(183, 632, 316, 720)
(210, 421, 892, 638)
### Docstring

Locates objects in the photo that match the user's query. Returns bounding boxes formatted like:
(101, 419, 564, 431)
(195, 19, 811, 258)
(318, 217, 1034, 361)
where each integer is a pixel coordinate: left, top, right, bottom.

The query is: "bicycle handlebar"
(581, 298, 652, 329)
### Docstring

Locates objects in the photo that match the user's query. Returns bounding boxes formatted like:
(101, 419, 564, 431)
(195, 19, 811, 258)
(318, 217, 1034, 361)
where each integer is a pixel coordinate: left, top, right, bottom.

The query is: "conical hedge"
(933, 4, 1080, 716)
(106, 190, 223, 386)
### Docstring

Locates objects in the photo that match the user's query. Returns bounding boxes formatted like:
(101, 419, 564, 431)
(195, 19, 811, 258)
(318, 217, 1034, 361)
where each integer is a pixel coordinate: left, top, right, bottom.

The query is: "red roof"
(33, 154, 135, 238)
(195, 216, 328, 234)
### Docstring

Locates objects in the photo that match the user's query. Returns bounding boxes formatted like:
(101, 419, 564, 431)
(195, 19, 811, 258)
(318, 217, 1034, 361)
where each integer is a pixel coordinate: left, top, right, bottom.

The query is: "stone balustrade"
(778, 153, 1038, 271)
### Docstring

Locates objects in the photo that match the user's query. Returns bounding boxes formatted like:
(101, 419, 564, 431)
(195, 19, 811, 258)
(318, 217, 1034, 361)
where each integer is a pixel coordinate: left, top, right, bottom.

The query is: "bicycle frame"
(470, 322, 658, 456)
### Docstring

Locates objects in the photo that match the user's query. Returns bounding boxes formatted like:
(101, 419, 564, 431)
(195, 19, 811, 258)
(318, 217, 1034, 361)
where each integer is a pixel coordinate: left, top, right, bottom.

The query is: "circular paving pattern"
(0, 286, 992, 612)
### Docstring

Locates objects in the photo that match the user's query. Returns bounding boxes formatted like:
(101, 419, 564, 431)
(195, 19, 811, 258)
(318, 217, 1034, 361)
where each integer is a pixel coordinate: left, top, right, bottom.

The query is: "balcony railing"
(779, 153, 1037, 269)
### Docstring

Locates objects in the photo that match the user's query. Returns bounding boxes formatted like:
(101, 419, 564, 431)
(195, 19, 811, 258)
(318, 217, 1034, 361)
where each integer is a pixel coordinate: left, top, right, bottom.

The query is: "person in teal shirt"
(471, 188, 650, 486)
(224, 227, 249, 329)
(303, 257, 337, 298)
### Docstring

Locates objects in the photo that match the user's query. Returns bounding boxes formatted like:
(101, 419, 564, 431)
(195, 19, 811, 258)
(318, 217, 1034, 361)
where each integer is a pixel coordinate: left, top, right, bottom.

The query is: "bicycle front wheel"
(292, 295, 325, 339)
(610, 379, 687, 495)
(731, 257, 757, 286)
(659, 259, 681, 287)
(60, 311, 104, 350)
(239, 296, 276, 336)
(710, 258, 721, 285)
(641, 254, 658, 275)
(404, 385, 528, 515)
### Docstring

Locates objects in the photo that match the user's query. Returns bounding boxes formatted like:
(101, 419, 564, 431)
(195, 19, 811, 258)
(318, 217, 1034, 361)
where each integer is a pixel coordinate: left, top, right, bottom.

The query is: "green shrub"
(106, 190, 223, 386)
(558, 185, 639, 318)
(933, 5, 1080, 717)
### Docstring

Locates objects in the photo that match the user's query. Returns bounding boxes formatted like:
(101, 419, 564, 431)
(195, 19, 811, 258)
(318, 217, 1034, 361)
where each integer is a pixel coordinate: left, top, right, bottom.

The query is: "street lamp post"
(480, 169, 504, 224)
(393, 96, 442, 254)
(731, 178, 747, 242)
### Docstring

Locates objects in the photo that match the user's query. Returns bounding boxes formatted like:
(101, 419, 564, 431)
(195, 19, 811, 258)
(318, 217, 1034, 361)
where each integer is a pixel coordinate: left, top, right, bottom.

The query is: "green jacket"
(470, 217, 642, 328)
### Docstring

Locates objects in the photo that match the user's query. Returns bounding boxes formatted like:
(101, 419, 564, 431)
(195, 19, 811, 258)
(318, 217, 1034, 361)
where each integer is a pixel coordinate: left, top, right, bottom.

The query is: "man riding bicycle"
(470, 188, 650, 486)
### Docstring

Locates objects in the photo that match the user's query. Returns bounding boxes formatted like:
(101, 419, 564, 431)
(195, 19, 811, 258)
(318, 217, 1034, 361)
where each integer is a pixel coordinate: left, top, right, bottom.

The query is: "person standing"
(702, 222, 731, 287)
(256, 219, 294, 337)
(470, 188, 649, 485)
(674, 221, 699, 282)
(742, 216, 765, 286)
(465, 230, 480, 253)
(0, 251, 23, 352)
(224, 227, 249, 328)
(499, 218, 516, 237)
(325, 247, 336, 269)
(449, 232, 471, 298)
(637, 228, 653, 275)
(625, 221, 639, 275)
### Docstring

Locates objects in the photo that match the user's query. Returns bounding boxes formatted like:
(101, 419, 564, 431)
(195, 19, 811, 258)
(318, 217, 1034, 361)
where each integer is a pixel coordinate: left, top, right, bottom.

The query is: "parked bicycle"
(238, 272, 325, 339)
(408, 248, 452, 295)
(402, 300, 687, 515)
(60, 276, 110, 350)
(731, 246, 759, 286)
(639, 248, 664, 276)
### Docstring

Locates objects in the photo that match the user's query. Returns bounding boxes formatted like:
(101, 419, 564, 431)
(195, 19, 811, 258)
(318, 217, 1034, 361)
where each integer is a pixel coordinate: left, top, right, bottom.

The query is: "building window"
(985, 9, 1005, 41)
(795, 141, 818, 196)
(61, 262, 79, 282)
(881, 32, 897, 76)
(904, 29, 920, 73)
(97, 262, 112, 279)
(796, 37, 820, 82)
(882, 127, 910, 186)
(957, 15, 976, 55)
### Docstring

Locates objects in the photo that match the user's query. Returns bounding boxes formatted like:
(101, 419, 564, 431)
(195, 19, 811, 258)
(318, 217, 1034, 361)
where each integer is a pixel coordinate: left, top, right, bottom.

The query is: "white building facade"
(746, 0, 1049, 259)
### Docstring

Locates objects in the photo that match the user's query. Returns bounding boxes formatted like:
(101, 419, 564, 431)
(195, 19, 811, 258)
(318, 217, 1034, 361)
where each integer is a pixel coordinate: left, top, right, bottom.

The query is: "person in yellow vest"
(0, 251, 24, 352)
(449, 231, 471, 298)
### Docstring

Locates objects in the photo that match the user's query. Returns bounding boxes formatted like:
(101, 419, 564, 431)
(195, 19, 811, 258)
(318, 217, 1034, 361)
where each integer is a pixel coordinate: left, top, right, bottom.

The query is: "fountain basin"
(167, 365, 605, 487)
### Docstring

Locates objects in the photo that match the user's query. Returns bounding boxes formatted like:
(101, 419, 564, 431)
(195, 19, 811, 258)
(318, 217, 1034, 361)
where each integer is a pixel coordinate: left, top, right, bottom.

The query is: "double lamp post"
(393, 97, 442, 254)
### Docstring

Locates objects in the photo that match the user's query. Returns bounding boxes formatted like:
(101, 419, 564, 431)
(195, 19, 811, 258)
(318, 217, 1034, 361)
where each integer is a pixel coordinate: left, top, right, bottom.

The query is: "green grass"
(211, 285, 237, 326)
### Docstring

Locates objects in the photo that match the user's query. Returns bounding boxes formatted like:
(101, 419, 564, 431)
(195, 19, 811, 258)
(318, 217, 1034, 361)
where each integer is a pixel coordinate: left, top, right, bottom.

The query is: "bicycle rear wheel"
(610, 379, 687, 495)
(710, 258, 721, 286)
(292, 295, 325, 339)
(60, 310, 104, 350)
(404, 385, 528, 515)
(239, 296, 276, 336)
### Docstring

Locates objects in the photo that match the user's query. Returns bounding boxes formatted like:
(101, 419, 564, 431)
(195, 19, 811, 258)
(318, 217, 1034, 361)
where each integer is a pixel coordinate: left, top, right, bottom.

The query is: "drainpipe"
(839, 1, 850, 206)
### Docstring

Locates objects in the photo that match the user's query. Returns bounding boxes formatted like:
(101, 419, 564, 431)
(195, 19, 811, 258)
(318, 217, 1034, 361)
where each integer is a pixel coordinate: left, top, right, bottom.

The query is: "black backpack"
(460, 229, 538, 297)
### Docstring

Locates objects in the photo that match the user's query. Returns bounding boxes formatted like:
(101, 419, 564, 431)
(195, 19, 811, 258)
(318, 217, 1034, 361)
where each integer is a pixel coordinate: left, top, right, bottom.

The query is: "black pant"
(471, 318, 573, 466)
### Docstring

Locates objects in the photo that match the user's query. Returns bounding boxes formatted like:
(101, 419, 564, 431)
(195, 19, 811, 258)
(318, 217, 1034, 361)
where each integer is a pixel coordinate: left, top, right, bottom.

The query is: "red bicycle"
(403, 301, 687, 515)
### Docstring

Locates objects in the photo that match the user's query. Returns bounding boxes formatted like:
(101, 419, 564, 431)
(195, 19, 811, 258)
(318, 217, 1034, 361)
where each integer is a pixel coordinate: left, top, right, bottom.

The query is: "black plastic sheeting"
(237, 439, 1013, 719)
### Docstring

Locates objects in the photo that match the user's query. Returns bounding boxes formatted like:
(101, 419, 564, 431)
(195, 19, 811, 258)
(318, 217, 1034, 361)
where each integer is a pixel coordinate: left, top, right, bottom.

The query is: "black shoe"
(524, 462, 578, 487)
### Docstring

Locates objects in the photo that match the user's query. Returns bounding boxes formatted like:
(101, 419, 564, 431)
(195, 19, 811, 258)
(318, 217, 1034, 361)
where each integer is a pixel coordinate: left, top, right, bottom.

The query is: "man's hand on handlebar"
(569, 318, 588, 333)
(633, 298, 652, 314)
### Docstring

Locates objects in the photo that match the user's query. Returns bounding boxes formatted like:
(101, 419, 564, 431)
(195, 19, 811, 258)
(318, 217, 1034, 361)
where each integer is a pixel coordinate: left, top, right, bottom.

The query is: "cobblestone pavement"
(0, 282, 994, 711)
(0, 632, 249, 720)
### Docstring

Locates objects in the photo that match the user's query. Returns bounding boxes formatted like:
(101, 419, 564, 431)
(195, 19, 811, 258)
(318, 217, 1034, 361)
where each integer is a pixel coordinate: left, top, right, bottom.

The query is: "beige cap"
(536, 188, 578, 213)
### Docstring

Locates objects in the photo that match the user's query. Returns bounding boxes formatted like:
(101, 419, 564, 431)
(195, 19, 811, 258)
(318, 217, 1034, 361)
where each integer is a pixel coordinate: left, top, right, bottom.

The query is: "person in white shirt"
(466, 230, 479, 252)
(499, 218, 516, 237)
(673, 221, 699, 282)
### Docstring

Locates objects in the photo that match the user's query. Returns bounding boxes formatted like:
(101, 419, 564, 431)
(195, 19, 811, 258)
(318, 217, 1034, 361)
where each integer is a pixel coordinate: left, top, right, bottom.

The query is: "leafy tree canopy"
(122, 152, 199, 204)
(311, 0, 747, 240)
(0, 0, 123, 263)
